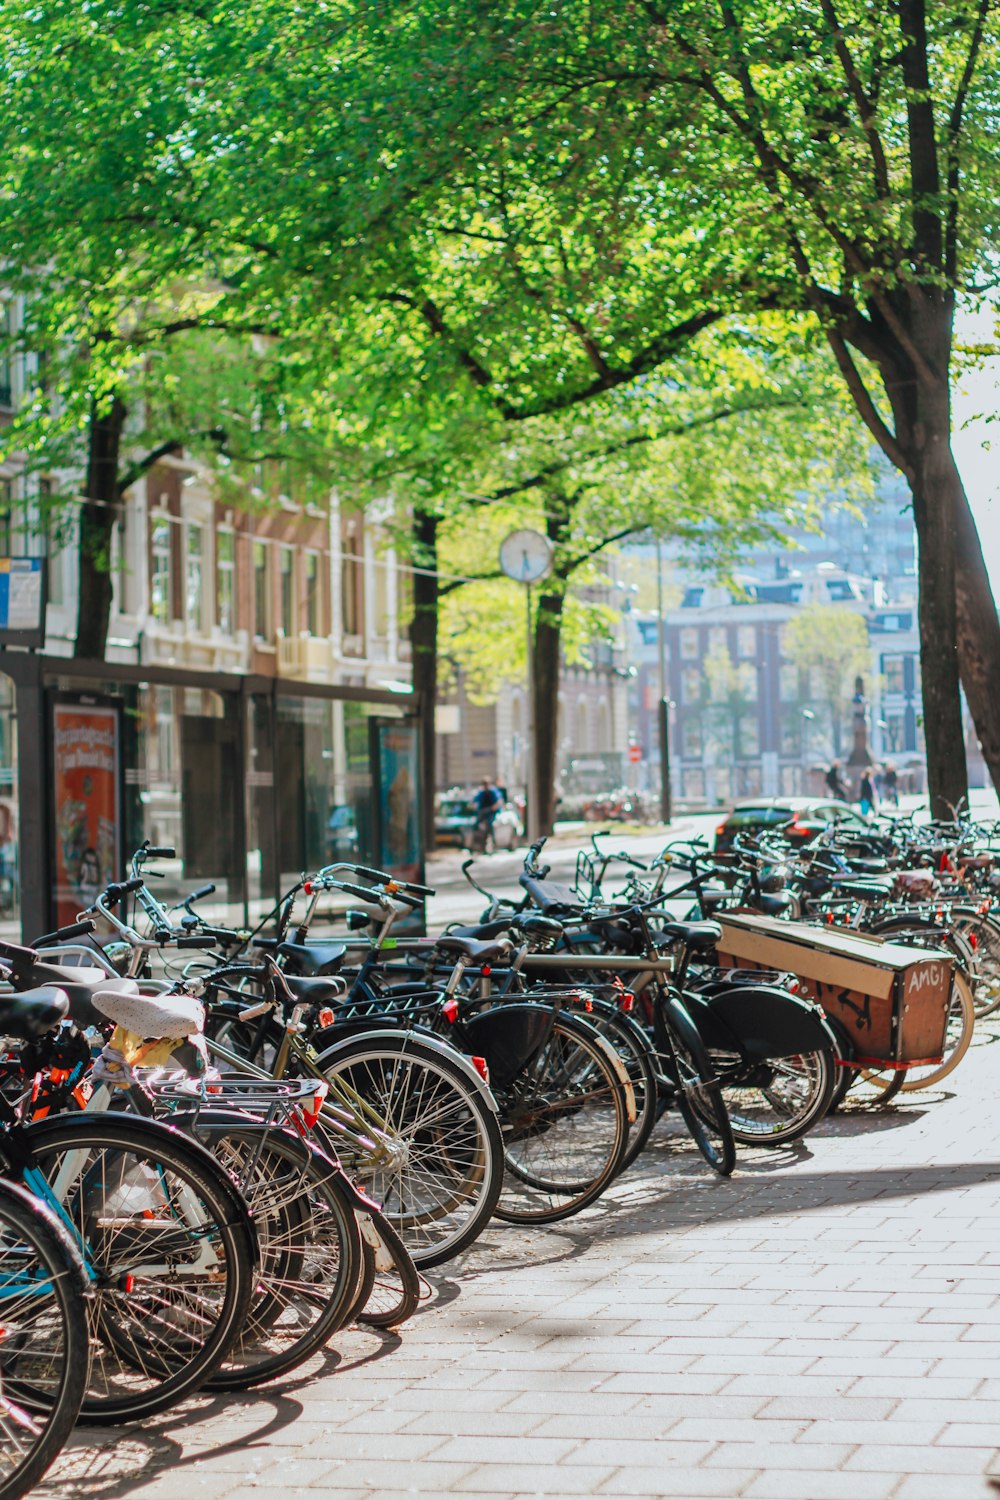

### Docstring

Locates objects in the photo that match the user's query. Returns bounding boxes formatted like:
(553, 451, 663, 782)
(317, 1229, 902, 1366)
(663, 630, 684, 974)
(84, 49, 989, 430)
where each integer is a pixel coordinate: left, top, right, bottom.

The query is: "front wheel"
(656, 997, 736, 1177)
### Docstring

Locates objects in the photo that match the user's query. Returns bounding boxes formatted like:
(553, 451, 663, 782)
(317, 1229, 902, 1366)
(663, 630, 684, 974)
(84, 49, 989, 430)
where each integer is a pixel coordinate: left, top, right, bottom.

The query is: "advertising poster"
(51, 700, 122, 926)
(375, 720, 423, 933)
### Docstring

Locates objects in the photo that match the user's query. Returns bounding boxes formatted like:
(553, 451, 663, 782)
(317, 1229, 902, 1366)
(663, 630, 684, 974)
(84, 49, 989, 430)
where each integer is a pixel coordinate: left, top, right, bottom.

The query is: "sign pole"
(655, 538, 672, 824)
(526, 580, 538, 841)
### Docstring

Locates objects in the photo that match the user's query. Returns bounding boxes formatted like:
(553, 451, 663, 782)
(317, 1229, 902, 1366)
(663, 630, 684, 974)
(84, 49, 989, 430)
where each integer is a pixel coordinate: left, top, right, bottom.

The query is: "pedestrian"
(825, 761, 848, 801)
(882, 762, 899, 806)
(859, 766, 877, 819)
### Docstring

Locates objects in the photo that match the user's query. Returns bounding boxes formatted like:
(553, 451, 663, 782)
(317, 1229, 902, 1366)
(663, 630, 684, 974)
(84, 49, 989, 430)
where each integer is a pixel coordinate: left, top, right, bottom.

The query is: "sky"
(952, 304, 1000, 592)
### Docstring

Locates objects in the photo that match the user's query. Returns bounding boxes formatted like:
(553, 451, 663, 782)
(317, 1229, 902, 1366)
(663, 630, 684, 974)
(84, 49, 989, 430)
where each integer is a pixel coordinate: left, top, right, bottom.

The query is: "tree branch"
(818, 0, 891, 198)
(117, 429, 228, 496)
(944, 0, 992, 281)
(822, 328, 914, 481)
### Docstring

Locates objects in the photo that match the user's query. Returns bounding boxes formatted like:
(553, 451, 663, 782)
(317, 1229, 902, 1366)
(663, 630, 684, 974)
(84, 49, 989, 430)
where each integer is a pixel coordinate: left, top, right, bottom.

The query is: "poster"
(51, 700, 122, 926)
(375, 721, 423, 933)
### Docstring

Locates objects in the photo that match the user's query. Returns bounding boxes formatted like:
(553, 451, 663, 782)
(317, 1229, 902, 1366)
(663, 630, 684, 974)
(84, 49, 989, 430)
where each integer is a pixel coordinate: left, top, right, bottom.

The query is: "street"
(44, 859, 1000, 1500)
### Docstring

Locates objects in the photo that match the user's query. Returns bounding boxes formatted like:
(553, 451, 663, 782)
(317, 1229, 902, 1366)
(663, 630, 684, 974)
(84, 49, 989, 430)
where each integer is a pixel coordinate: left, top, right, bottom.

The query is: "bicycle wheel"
(656, 997, 736, 1176)
(315, 1035, 504, 1269)
(0, 1180, 89, 1500)
(493, 1011, 631, 1224)
(561, 998, 658, 1173)
(952, 911, 1000, 1018)
(355, 1207, 421, 1329)
(190, 1124, 363, 1389)
(15, 1113, 255, 1422)
(717, 1048, 837, 1145)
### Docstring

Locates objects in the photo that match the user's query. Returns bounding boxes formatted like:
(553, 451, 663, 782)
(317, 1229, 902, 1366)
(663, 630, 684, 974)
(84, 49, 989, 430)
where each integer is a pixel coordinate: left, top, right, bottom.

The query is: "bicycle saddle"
(282, 974, 346, 1005)
(25, 964, 141, 1028)
(831, 876, 895, 901)
(0, 987, 69, 1039)
(253, 939, 348, 975)
(656, 920, 722, 951)
(434, 936, 514, 966)
(93, 988, 206, 1040)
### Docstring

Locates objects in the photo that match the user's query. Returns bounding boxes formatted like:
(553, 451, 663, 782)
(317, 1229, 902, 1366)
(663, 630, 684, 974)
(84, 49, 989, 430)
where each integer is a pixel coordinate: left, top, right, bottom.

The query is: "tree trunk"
(953, 476, 1000, 797)
(900, 382, 968, 819)
(531, 489, 574, 835)
(75, 395, 126, 659)
(532, 581, 566, 835)
(409, 509, 440, 852)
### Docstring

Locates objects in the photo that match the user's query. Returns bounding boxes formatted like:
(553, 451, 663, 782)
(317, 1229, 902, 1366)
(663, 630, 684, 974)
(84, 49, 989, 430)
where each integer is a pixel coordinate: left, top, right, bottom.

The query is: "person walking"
(472, 778, 504, 851)
(859, 766, 877, 819)
(882, 763, 899, 806)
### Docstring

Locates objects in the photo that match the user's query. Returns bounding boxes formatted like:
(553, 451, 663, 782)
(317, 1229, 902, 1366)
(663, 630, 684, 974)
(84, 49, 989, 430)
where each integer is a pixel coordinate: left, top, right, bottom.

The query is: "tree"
(784, 606, 871, 759)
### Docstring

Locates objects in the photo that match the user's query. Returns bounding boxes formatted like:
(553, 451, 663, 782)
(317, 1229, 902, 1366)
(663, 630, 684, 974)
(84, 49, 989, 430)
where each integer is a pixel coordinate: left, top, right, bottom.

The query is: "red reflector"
(302, 1082, 329, 1128)
(715, 823, 727, 837)
(303, 881, 314, 895)
(442, 998, 459, 1023)
(318, 1007, 335, 1028)
(122, 1274, 134, 1294)
(584, 998, 593, 1012)
(968, 932, 978, 950)
(482, 965, 491, 977)
(620, 992, 635, 1013)
(470, 1055, 490, 1083)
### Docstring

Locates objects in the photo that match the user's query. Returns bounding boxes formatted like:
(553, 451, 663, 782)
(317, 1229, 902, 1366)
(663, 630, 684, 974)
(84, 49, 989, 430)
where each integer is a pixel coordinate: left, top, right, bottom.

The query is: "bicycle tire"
(898, 969, 976, 1090)
(0, 1180, 89, 1500)
(563, 997, 658, 1173)
(185, 1123, 363, 1389)
(355, 1207, 421, 1329)
(719, 1047, 838, 1146)
(315, 1034, 504, 1269)
(11, 1113, 255, 1422)
(952, 911, 1000, 1018)
(492, 1010, 631, 1224)
(656, 996, 736, 1176)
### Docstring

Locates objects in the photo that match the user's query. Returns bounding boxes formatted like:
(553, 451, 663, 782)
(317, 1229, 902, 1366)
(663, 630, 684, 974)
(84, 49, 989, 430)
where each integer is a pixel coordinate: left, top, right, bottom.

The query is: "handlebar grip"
(106, 878, 144, 901)
(390, 889, 422, 909)
(173, 935, 217, 950)
(32, 919, 97, 946)
(346, 864, 393, 884)
(189, 883, 216, 902)
(238, 1000, 274, 1022)
(0, 938, 39, 965)
(145, 846, 175, 860)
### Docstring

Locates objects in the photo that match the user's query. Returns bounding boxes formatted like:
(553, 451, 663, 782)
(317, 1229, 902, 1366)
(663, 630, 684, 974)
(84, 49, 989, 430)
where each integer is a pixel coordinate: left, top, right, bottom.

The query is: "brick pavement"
(46, 1019, 1000, 1500)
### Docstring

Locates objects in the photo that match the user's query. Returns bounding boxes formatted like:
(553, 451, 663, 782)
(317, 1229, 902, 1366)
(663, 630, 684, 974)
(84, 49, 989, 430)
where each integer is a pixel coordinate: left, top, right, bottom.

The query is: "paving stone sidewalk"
(48, 1020, 1000, 1500)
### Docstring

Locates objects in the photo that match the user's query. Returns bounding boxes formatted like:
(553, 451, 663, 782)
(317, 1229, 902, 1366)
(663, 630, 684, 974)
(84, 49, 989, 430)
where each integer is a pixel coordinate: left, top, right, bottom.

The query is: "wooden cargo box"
(714, 913, 954, 1067)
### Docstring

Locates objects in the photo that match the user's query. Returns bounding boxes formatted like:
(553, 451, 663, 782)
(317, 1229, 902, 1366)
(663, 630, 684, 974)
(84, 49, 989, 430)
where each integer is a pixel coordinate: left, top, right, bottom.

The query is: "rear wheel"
(19, 1114, 255, 1422)
(316, 1036, 504, 1269)
(493, 1011, 631, 1223)
(716, 1047, 837, 1145)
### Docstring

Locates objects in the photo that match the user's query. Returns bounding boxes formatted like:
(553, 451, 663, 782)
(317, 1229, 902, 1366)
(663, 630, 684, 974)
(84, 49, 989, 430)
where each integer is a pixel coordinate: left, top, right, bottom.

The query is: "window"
(737, 662, 758, 702)
(0, 479, 14, 553)
(0, 306, 12, 408)
(341, 518, 364, 642)
(680, 626, 699, 660)
(150, 518, 171, 624)
(279, 546, 295, 636)
(683, 768, 705, 800)
(304, 551, 321, 636)
(681, 716, 702, 758)
(737, 625, 756, 658)
(708, 626, 727, 655)
(737, 716, 760, 757)
(882, 654, 905, 695)
(185, 525, 203, 629)
(253, 541, 271, 639)
(779, 663, 799, 702)
(780, 708, 801, 756)
(682, 666, 701, 705)
(216, 530, 235, 634)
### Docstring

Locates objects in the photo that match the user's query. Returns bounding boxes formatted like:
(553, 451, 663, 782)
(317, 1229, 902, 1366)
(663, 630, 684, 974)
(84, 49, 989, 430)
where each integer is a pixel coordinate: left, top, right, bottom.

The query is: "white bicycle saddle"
(93, 989, 205, 1040)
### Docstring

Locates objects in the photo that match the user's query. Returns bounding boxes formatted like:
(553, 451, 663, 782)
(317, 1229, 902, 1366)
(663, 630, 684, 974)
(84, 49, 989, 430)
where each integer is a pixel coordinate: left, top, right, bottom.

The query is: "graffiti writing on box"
(906, 963, 943, 994)
(817, 981, 872, 1032)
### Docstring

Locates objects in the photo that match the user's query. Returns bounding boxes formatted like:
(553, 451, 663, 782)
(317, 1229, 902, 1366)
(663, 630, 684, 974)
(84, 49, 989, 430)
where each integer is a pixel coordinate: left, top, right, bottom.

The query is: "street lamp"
(801, 709, 816, 792)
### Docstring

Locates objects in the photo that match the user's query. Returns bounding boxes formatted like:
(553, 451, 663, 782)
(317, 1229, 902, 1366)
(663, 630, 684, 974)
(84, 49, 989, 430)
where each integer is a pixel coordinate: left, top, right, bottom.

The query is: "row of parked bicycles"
(0, 804, 997, 1495)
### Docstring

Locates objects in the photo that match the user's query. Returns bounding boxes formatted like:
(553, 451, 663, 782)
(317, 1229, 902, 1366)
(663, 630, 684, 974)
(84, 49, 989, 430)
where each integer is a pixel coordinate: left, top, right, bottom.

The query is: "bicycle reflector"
(301, 1082, 329, 1130)
(470, 1056, 490, 1084)
(318, 1007, 336, 1028)
(303, 881, 314, 895)
(967, 931, 978, 951)
(442, 997, 459, 1023)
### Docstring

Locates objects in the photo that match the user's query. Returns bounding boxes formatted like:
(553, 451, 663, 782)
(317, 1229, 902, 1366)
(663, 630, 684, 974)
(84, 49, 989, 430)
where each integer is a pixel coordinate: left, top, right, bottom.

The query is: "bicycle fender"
(691, 986, 837, 1062)
(315, 1027, 501, 1113)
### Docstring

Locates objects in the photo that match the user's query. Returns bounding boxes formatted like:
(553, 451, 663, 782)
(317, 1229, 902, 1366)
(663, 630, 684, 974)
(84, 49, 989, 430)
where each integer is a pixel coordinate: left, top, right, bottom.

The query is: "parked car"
(714, 796, 868, 853)
(434, 789, 523, 850)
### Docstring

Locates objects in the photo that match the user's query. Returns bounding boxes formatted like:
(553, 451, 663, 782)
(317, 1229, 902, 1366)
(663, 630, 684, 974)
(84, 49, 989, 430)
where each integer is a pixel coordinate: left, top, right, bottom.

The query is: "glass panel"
(305, 552, 320, 636)
(185, 525, 203, 628)
(150, 519, 171, 623)
(254, 541, 270, 638)
(280, 546, 294, 636)
(217, 530, 235, 634)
